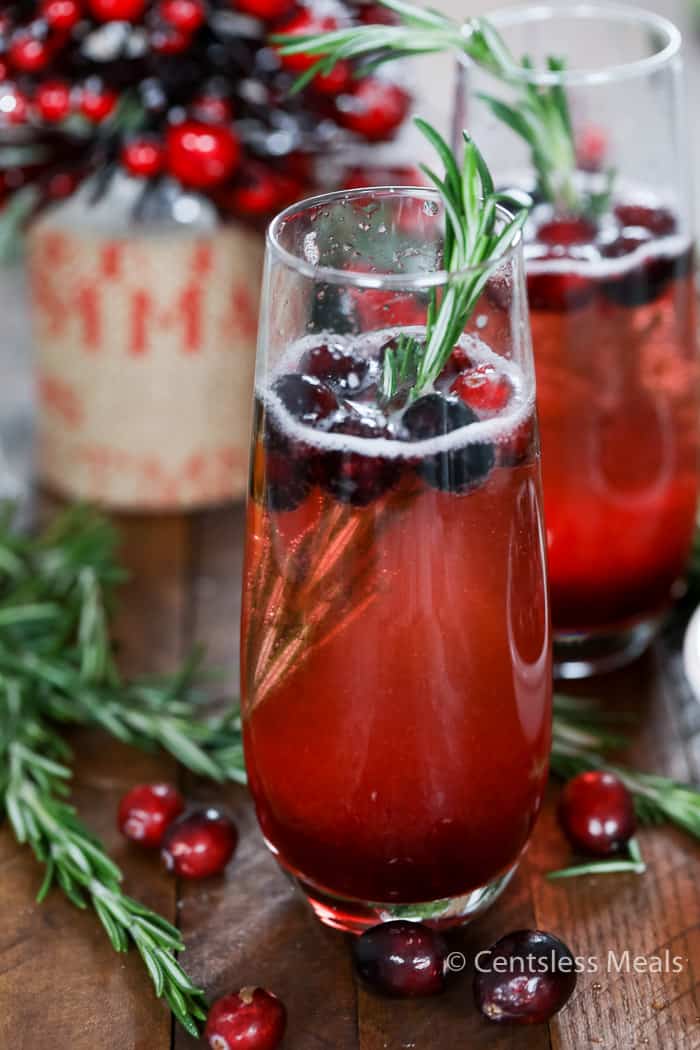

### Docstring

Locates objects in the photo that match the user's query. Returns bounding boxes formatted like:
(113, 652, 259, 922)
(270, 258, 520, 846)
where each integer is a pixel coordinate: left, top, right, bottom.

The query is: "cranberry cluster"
(0, 0, 410, 220)
(527, 202, 690, 311)
(259, 339, 521, 511)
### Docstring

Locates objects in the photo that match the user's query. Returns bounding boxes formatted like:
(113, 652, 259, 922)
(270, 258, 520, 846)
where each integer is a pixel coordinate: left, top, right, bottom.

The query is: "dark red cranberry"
(336, 79, 410, 142)
(161, 807, 238, 879)
(600, 231, 682, 307)
(220, 161, 297, 218)
(451, 364, 511, 415)
(36, 81, 72, 123)
(122, 137, 165, 177)
(9, 34, 51, 74)
(536, 216, 597, 247)
(192, 94, 233, 124)
(118, 783, 185, 848)
(558, 771, 636, 857)
(88, 0, 145, 19)
(233, 0, 295, 20)
(474, 929, 577, 1024)
(614, 203, 676, 237)
(80, 85, 118, 123)
(527, 265, 594, 312)
(300, 344, 369, 394)
(166, 122, 240, 189)
(272, 372, 338, 426)
(151, 25, 189, 52)
(352, 920, 447, 998)
(342, 164, 423, 190)
(160, 0, 205, 32)
(313, 60, 352, 96)
(318, 413, 399, 506)
(358, 1, 399, 24)
(205, 987, 286, 1050)
(41, 0, 82, 31)
(441, 345, 472, 376)
(275, 12, 338, 73)
(401, 393, 495, 494)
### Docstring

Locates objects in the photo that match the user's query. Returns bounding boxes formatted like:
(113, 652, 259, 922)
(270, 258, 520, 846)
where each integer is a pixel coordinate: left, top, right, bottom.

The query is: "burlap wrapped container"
(27, 183, 264, 510)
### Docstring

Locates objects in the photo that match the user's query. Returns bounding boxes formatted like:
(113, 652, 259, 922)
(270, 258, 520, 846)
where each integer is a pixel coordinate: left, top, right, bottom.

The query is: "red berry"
(352, 921, 447, 997)
(0, 87, 29, 125)
(167, 121, 240, 189)
(342, 163, 422, 189)
(122, 137, 165, 177)
(232, 0, 295, 21)
(576, 124, 607, 173)
(160, 0, 205, 32)
(151, 26, 190, 53)
(36, 81, 72, 122)
(275, 11, 338, 73)
(319, 413, 400, 506)
(614, 203, 676, 237)
(0, 62, 9, 84)
(526, 263, 593, 312)
(313, 60, 352, 96)
(474, 930, 577, 1024)
(222, 161, 297, 217)
(161, 807, 238, 878)
(358, 2, 399, 25)
(41, 0, 82, 31)
(273, 372, 337, 424)
(9, 35, 51, 74)
(192, 95, 233, 124)
(450, 363, 511, 415)
(80, 85, 118, 122)
(301, 343, 369, 393)
(558, 771, 636, 857)
(118, 783, 185, 848)
(536, 217, 596, 247)
(88, 0, 146, 19)
(336, 78, 409, 141)
(205, 987, 287, 1050)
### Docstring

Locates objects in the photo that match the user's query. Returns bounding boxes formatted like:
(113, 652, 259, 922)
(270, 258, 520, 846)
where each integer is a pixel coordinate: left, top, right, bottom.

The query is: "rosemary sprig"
(547, 837, 647, 881)
(0, 683, 207, 1036)
(380, 118, 526, 402)
(273, 0, 597, 213)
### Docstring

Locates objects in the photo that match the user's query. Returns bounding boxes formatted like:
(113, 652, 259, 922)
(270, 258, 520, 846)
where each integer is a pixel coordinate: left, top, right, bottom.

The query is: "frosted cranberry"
(273, 372, 337, 426)
(451, 364, 511, 415)
(558, 771, 636, 857)
(614, 203, 676, 237)
(527, 265, 593, 312)
(118, 783, 185, 848)
(474, 930, 577, 1024)
(161, 807, 238, 879)
(167, 122, 240, 189)
(233, 0, 295, 20)
(352, 921, 447, 998)
(319, 413, 399, 506)
(301, 344, 368, 393)
(336, 79, 410, 141)
(160, 0, 205, 32)
(537, 216, 597, 247)
(401, 393, 495, 494)
(276, 12, 338, 73)
(9, 34, 51, 74)
(41, 0, 82, 31)
(88, 0, 146, 19)
(205, 987, 286, 1050)
(80, 86, 118, 122)
(122, 137, 165, 177)
(36, 81, 72, 122)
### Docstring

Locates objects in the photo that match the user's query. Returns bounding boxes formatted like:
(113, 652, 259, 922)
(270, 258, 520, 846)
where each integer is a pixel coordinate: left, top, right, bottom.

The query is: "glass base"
(292, 864, 518, 934)
(554, 619, 658, 679)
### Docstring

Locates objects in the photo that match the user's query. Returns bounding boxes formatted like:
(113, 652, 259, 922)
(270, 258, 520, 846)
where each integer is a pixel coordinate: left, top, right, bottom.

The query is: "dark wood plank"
(0, 513, 189, 1050)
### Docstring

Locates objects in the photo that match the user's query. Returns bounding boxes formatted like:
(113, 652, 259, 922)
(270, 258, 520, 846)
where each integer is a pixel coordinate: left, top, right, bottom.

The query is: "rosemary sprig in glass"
(272, 0, 602, 214)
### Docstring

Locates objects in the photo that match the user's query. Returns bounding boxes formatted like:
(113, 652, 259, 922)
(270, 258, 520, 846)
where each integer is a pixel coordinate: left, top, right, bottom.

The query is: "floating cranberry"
(526, 258, 593, 312)
(276, 11, 338, 73)
(474, 929, 577, 1024)
(336, 78, 409, 141)
(122, 137, 165, 177)
(614, 203, 676, 237)
(536, 216, 597, 247)
(161, 807, 238, 879)
(36, 81, 72, 122)
(319, 413, 399, 506)
(600, 230, 680, 307)
(80, 85, 118, 122)
(118, 783, 185, 848)
(205, 987, 287, 1050)
(88, 0, 146, 19)
(41, 0, 82, 31)
(352, 920, 447, 998)
(167, 121, 240, 189)
(160, 0, 205, 32)
(300, 343, 368, 393)
(9, 34, 51, 74)
(558, 771, 636, 857)
(233, 0, 296, 21)
(273, 372, 338, 426)
(401, 393, 495, 494)
(451, 364, 511, 416)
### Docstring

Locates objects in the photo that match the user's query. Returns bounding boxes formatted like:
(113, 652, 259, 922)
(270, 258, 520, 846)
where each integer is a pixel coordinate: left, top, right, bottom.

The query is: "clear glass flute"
(240, 186, 552, 933)
(458, 3, 700, 677)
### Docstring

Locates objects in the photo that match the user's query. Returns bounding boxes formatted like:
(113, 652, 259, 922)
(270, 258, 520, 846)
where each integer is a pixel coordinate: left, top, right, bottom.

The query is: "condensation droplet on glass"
(423, 200, 439, 216)
(303, 231, 320, 266)
(476, 314, 488, 329)
(378, 224, 387, 234)
(357, 222, 371, 232)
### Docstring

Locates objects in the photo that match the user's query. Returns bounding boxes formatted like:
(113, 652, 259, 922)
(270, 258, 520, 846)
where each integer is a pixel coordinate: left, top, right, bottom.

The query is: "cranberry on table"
(161, 807, 238, 879)
(221, 162, 297, 218)
(205, 987, 286, 1050)
(0, 88, 29, 125)
(313, 60, 352, 96)
(192, 94, 233, 124)
(474, 929, 577, 1024)
(319, 413, 400, 506)
(233, 0, 296, 22)
(9, 34, 51, 74)
(300, 343, 368, 394)
(41, 0, 83, 31)
(558, 770, 636, 857)
(159, 0, 205, 32)
(122, 137, 165, 177)
(166, 122, 240, 189)
(80, 85, 118, 122)
(36, 81, 72, 122)
(451, 364, 511, 415)
(352, 920, 447, 998)
(275, 11, 338, 73)
(336, 78, 410, 141)
(87, 0, 146, 19)
(118, 783, 185, 848)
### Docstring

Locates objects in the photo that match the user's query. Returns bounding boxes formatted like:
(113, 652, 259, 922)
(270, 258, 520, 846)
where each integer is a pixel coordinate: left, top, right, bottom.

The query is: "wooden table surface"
(0, 504, 698, 1049)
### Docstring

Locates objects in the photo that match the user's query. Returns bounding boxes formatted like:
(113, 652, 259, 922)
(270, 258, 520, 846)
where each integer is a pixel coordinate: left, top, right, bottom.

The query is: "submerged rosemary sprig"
(380, 117, 526, 403)
(273, 0, 603, 215)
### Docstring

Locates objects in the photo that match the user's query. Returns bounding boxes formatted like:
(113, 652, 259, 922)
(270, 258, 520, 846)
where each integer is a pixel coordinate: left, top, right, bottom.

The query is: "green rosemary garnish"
(379, 117, 526, 403)
(273, 0, 608, 215)
(547, 837, 647, 881)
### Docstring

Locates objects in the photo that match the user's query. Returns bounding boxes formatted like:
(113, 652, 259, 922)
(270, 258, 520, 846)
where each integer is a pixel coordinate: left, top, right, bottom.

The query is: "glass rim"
(266, 186, 521, 289)
(470, 3, 681, 87)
